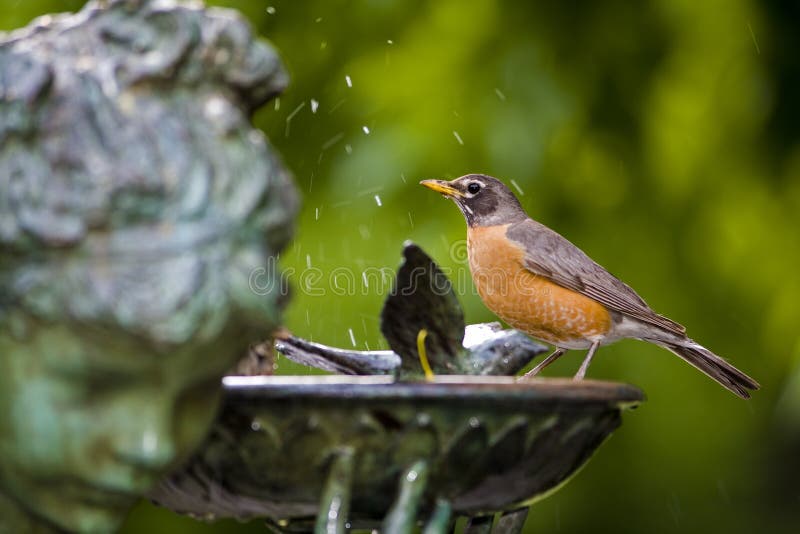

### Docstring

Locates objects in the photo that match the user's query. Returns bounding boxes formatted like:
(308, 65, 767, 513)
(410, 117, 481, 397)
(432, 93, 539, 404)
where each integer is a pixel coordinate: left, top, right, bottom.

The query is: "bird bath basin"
(151, 375, 642, 531)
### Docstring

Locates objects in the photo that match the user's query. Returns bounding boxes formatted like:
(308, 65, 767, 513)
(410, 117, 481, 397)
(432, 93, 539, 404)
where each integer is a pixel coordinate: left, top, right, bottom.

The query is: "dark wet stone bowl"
(152, 375, 643, 525)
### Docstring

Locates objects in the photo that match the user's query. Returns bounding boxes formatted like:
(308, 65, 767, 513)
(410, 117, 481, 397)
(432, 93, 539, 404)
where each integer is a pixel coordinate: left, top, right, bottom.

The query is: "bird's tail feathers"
(648, 337, 759, 399)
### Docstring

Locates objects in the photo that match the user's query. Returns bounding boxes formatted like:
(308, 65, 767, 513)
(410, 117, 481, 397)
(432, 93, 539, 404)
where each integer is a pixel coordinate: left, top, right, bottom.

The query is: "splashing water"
(328, 99, 346, 114)
(322, 132, 344, 151)
(285, 102, 306, 137)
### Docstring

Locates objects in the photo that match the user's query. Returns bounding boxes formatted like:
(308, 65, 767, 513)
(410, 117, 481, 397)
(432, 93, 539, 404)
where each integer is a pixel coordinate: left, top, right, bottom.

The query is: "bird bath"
(152, 245, 644, 532)
(152, 375, 642, 532)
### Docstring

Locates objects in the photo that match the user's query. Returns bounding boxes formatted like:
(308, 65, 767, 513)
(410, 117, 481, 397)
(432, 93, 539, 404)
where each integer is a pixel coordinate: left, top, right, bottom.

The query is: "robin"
(421, 174, 759, 399)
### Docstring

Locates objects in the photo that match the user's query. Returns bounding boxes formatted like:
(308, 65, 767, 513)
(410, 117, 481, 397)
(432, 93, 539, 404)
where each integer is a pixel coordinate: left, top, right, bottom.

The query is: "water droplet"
(400, 173, 407, 183)
(251, 420, 261, 431)
(321, 132, 344, 151)
(315, 17, 322, 23)
(274, 97, 280, 110)
(510, 179, 525, 196)
(374, 194, 382, 206)
(407, 470, 419, 482)
(469, 417, 480, 428)
(285, 102, 306, 137)
(266, 6, 276, 15)
(306, 254, 312, 269)
(310, 99, 319, 113)
(348, 328, 356, 347)
(387, 39, 394, 44)
(453, 130, 464, 145)
(494, 88, 506, 101)
(320, 41, 327, 50)
(286, 102, 305, 121)
(345, 144, 353, 154)
(408, 212, 414, 228)
(328, 99, 346, 114)
(362, 272, 369, 288)
(362, 125, 370, 134)
(345, 75, 352, 88)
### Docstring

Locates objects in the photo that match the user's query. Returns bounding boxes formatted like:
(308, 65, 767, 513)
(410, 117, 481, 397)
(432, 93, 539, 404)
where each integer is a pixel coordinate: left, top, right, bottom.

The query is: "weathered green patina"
(0, 0, 296, 531)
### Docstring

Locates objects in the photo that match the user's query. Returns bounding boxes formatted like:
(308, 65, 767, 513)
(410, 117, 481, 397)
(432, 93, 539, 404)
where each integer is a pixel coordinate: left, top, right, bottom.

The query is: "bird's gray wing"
(506, 219, 686, 335)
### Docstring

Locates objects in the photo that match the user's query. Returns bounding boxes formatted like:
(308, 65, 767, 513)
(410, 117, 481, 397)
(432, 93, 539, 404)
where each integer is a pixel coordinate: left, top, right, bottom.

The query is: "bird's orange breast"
(467, 224, 612, 346)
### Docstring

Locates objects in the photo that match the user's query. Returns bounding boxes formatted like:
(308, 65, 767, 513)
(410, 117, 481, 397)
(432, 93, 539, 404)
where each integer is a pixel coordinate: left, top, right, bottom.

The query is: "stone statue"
(0, 0, 297, 531)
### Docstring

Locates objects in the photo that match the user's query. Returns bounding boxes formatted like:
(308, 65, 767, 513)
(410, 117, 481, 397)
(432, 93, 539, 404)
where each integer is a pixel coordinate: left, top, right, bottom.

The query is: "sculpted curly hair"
(0, 0, 297, 344)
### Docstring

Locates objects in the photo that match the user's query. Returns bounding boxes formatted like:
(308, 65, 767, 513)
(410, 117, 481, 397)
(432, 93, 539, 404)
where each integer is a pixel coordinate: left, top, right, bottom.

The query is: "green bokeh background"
(3, 0, 800, 532)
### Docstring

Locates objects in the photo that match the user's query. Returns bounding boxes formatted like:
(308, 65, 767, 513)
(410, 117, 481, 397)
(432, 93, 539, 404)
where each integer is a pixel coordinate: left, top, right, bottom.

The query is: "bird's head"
(420, 174, 527, 227)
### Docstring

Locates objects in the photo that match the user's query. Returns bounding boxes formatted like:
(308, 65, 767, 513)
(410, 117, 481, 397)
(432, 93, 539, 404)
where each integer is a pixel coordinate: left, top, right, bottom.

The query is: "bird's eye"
(467, 182, 481, 194)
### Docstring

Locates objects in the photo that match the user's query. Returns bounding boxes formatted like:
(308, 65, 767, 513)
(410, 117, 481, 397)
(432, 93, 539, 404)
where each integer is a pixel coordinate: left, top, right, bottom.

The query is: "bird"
(420, 174, 759, 399)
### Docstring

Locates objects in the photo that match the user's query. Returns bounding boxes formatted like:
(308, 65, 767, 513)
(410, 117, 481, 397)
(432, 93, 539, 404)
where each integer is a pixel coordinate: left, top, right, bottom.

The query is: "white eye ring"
(466, 182, 482, 195)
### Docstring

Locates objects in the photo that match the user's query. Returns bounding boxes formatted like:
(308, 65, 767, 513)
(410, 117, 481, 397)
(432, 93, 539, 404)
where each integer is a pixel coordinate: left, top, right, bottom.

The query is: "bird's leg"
(574, 340, 600, 380)
(523, 348, 566, 378)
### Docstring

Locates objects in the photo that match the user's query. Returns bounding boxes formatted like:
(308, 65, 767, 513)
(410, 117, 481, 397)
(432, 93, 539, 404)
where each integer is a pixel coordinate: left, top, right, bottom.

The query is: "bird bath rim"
(221, 374, 644, 407)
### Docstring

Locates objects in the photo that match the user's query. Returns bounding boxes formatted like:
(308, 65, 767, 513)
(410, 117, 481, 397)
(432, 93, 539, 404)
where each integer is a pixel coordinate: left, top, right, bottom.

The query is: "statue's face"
(0, 321, 241, 532)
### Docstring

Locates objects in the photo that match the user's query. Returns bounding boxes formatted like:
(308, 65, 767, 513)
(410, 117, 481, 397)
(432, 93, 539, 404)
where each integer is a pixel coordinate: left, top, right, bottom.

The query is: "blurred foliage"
(2, 0, 800, 532)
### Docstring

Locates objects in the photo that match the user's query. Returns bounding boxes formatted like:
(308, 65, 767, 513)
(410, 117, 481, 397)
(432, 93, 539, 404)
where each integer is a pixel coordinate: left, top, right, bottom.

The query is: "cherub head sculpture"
(0, 0, 297, 531)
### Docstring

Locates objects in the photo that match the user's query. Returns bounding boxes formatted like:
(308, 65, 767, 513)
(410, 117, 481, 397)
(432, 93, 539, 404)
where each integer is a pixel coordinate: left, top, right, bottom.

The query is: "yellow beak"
(419, 179, 464, 198)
